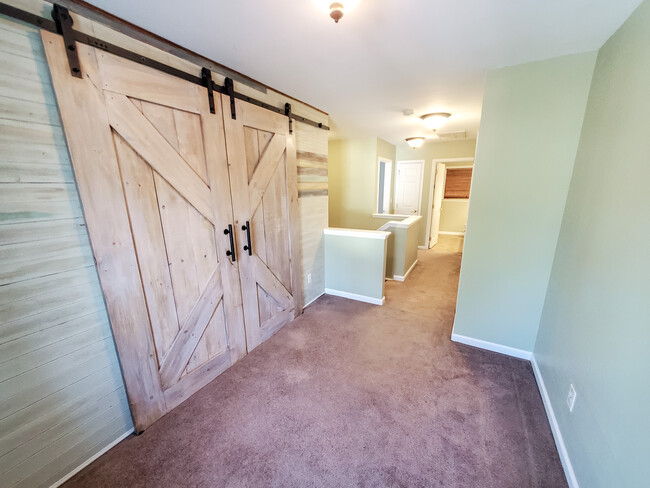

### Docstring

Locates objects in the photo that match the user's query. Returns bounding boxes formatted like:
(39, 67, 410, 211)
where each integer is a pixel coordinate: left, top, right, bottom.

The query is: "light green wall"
(396, 140, 476, 247)
(324, 233, 387, 300)
(382, 218, 421, 279)
(328, 137, 396, 230)
(534, 2, 650, 486)
(452, 51, 597, 351)
(440, 199, 469, 233)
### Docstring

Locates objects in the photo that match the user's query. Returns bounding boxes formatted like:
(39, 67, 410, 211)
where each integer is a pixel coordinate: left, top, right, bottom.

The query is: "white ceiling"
(87, 0, 641, 145)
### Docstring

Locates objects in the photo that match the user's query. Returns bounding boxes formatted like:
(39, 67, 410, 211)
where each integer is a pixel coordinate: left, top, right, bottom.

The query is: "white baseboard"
(531, 356, 579, 488)
(450, 333, 532, 360)
(303, 291, 325, 309)
(51, 428, 134, 488)
(394, 259, 418, 282)
(439, 231, 465, 236)
(418, 245, 428, 250)
(325, 288, 385, 305)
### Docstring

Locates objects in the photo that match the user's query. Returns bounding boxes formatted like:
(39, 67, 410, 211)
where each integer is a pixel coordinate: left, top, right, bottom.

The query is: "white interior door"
(394, 160, 423, 215)
(429, 162, 447, 247)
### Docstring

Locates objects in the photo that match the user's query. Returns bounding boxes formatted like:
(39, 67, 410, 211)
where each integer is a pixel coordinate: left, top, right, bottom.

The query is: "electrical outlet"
(307, 273, 312, 285)
(567, 384, 577, 412)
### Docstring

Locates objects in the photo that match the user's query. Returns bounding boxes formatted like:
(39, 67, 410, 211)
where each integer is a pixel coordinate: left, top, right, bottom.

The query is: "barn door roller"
(51, 4, 81, 78)
(0, 2, 329, 131)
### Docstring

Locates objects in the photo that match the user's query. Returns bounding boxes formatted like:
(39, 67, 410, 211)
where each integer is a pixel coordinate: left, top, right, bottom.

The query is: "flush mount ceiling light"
(329, 2, 344, 22)
(406, 137, 426, 149)
(421, 112, 451, 131)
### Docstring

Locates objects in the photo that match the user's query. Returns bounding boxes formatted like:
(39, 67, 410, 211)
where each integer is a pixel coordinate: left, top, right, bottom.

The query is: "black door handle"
(242, 221, 252, 256)
(224, 225, 236, 262)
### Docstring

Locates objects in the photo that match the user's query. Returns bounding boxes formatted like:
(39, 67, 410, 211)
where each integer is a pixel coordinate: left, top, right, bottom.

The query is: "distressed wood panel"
(0, 16, 133, 488)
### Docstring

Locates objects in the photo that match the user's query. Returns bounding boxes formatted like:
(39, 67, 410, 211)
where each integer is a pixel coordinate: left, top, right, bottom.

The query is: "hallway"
(65, 246, 566, 487)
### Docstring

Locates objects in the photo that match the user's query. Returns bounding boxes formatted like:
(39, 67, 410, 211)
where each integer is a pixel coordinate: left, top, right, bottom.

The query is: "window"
(377, 158, 393, 214)
(444, 168, 472, 199)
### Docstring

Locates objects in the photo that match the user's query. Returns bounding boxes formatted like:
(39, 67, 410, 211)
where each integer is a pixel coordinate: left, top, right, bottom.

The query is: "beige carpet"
(65, 246, 567, 487)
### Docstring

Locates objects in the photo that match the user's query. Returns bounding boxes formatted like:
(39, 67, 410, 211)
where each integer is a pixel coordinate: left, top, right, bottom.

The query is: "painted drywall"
(380, 216, 421, 279)
(534, 2, 650, 486)
(324, 232, 387, 300)
(328, 137, 396, 231)
(440, 199, 469, 233)
(452, 51, 597, 352)
(395, 140, 476, 247)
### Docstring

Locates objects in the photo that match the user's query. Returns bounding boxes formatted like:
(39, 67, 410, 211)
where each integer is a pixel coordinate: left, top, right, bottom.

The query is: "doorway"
(426, 158, 474, 248)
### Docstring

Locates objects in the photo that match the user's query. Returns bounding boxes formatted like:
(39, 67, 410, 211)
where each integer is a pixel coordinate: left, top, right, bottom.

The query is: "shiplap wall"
(0, 1, 328, 486)
(0, 14, 133, 488)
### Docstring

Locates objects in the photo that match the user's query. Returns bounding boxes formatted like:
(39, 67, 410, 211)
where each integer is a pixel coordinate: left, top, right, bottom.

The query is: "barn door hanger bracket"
(201, 68, 215, 114)
(224, 77, 236, 119)
(52, 4, 82, 78)
(285, 103, 293, 134)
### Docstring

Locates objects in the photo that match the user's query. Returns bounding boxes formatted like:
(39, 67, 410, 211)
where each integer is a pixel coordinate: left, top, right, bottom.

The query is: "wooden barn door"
(222, 97, 302, 351)
(42, 32, 246, 431)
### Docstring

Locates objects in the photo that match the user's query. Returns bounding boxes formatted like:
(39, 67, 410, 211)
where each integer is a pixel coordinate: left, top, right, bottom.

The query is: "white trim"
(531, 356, 580, 488)
(324, 228, 390, 240)
(417, 245, 428, 250)
(426, 157, 474, 247)
(325, 288, 385, 305)
(372, 213, 412, 219)
(450, 333, 532, 360)
(394, 259, 418, 281)
(445, 164, 474, 169)
(439, 231, 465, 236)
(395, 160, 425, 216)
(302, 291, 325, 309)
(50, 428, 134, 488)
(443, 198, 470, 201)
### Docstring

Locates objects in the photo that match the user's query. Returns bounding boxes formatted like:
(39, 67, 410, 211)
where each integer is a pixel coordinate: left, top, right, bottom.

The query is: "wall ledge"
(325, 288, 385, 305)
(531, 356, 580, 488)
(372, 213, 412, 219)
(324, 228, 390, 240)
(450, 333, 532, 360)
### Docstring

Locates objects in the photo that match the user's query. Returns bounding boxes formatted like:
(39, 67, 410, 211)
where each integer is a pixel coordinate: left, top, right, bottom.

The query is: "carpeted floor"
(65, 243, 567, 487)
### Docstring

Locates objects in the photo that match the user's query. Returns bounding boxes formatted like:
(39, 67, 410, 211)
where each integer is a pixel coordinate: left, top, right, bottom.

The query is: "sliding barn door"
(42, 32, 246, 431)
(222, 96, 302, 351)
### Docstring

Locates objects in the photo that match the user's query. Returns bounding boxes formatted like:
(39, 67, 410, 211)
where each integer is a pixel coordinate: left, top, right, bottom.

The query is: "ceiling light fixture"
(406, 137, 425, 149)
(329, 3, 344, 23)
(421, 112, 451, 131)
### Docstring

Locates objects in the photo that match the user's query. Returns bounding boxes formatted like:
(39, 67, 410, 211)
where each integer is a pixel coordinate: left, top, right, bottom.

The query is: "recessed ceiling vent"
(436, 130, 467, 140)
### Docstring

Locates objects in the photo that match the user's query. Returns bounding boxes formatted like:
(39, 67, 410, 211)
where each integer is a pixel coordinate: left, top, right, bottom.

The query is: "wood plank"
(113, 133, 180, 363)
(285, 125, 303, 316)
(262, 157, 292, 291)
(158, 268, 223, 389)
(97, 49, 201, 114)
(298, 181, 328, 192)
(0, 217, 86, 246)
(199, 93, 246, 363)
(0, 95, 61, 126)
(0, 295, 104, 346)
(0, 182, 81, 223)
(163, 349, 231, 412)
(0, 234, 95, 286)
(42, 31, 165, 432)
(139, 99, 178, 149)
(0, 142, 70, 164)
(104, 93, 214, 222)
(248, 133, 286, 212)
(0, 49, 50, 83)
(0, 72, 56, 105)
(174, 109, 208, 184)
(253, 255, 293, 311)
(0, 356, 118, 423)
(0, 160, 74, 183)
(0, 386, 127, 473)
